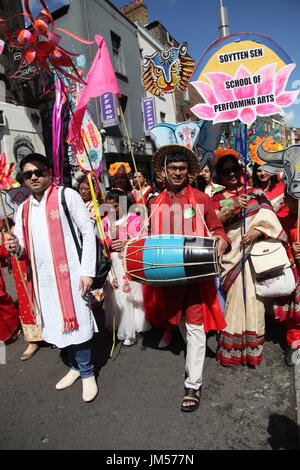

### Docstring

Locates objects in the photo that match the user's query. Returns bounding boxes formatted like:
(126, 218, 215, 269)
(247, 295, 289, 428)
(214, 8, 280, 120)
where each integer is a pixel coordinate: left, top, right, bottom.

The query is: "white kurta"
(14, 187, 96, 348)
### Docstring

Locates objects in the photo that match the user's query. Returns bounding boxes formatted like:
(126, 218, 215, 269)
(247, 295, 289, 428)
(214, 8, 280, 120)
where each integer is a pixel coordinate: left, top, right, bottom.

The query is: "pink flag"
(68, 34, 121, 141)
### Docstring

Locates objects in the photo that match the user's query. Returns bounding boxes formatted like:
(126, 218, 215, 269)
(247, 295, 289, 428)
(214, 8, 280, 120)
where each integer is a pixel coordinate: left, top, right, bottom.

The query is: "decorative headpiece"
(213, 149, 240, 166)
(150, 120, 224, 186)
(109, 162, 131, 177)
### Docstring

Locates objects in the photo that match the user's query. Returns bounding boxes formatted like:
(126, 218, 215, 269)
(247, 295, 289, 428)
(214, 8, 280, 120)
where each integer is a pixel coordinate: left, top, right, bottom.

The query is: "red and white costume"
(145, 185, 231, 390)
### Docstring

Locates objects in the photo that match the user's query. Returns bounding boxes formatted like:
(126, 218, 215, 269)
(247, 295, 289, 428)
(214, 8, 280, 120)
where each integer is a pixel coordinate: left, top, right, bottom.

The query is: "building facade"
(0, 0, 45, 167)
(51, 0, 154, 182)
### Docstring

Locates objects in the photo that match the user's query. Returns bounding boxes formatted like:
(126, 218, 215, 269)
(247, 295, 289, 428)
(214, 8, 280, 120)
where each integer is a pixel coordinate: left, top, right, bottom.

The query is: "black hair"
(200, 158, 217, 182)
(15, 171, 25, 185)
(252, 163, 278, 191)
(165, 152, 190, 169)
(19, 153, 51, 171)
(134, 169, 148, 181)
(105, 188, 132, 211)
(196, 175, 207, 192)
(215, 154, 240, 175)
(215, 154, 241, 185)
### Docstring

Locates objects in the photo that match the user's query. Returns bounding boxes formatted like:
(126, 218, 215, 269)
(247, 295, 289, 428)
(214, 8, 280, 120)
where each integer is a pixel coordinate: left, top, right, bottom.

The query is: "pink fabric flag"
(68, 34, 121, 142)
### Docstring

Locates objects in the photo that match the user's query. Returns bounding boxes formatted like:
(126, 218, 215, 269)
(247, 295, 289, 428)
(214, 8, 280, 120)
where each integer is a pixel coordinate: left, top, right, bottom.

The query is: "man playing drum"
(149, 144, 231, 412)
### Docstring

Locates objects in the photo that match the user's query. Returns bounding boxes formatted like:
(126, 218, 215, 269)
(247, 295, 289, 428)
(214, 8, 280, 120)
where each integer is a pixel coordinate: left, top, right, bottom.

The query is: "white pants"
(179, 321, 206, 390)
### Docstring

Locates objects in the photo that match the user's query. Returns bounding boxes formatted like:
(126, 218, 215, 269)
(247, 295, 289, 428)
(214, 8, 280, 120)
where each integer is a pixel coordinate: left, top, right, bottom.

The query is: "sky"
(23, 0, 300, 127)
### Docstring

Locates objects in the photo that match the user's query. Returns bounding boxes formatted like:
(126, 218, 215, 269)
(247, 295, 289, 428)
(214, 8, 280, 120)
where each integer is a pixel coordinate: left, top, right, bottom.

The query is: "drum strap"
(137, 186, 213, 239)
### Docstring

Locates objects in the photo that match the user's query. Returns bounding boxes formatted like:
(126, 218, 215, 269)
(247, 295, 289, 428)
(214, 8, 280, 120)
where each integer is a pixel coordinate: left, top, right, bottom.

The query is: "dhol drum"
(124, 235, 219, 286)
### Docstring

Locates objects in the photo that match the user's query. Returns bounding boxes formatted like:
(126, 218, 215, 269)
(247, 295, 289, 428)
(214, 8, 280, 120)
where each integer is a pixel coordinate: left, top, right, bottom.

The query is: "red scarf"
(22, 185, 79, 332)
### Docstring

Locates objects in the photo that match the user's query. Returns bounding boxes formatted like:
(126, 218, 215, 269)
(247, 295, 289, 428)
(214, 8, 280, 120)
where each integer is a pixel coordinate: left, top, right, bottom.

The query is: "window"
(119, 95, 128, 114)
(160, 112, 166, 123)
(0, 110, 5, 126)
(110, 31, 124, 75)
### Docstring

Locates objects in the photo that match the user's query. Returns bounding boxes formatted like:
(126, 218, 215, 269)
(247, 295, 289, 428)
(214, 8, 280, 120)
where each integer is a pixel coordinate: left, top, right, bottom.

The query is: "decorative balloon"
(0, 0, 94, 92)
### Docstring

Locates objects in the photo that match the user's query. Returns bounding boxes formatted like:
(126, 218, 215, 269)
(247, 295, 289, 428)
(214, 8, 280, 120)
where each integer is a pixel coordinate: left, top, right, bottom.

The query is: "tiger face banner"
(141, 42, 194, 97)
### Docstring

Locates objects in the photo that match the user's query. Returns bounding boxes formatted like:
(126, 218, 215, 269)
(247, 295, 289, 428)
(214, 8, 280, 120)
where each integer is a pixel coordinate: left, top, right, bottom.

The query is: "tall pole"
(217, 0, 230, 38)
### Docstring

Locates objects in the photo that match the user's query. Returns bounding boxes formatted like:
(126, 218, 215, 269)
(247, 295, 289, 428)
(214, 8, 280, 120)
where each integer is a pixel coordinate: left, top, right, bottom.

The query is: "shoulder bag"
(61, 188, 111, 289)
(250, 238, 295, 297)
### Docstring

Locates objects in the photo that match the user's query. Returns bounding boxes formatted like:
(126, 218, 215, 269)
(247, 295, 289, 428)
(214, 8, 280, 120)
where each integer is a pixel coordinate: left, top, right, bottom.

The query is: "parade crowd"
(1, 146, 300, 411)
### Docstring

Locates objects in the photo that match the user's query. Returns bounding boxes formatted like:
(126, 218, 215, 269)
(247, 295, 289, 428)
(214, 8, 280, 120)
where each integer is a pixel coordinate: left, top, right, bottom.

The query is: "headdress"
(150, 122, 202, 187)
(152, 144, 199, 187)
(109, 162, 131, 177)
(213, 149, 240, 166)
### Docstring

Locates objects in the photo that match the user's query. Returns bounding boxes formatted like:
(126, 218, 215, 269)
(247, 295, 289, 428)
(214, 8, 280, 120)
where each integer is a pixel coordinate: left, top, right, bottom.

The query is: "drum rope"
(126, 260, 218, 271)
(127, 272, 219, 283)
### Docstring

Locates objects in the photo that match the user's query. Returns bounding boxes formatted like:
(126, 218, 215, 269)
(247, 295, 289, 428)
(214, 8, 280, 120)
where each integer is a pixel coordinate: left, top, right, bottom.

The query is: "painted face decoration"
(141, 43, 195, 96)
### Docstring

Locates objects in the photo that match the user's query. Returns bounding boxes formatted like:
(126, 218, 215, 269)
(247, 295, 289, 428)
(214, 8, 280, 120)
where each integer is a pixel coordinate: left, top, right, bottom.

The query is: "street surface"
(0, 270, 298, 450)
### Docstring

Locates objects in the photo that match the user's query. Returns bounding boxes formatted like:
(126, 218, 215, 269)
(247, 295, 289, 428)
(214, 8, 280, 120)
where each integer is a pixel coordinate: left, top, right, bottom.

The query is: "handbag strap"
(61, 187, 82, 262)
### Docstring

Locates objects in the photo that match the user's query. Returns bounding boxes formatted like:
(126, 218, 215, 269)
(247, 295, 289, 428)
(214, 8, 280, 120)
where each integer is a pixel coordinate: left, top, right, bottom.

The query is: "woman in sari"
(212, 153, 286, 367)
(198, 159, 224, 197)
(131, 171, 152, 205)
(252, 163, 288, 218)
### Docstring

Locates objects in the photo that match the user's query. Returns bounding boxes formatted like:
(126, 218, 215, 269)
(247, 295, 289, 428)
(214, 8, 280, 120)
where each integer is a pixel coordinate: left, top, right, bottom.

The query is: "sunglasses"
(222, 165, 241, 176)
(22, 169, 48, 180)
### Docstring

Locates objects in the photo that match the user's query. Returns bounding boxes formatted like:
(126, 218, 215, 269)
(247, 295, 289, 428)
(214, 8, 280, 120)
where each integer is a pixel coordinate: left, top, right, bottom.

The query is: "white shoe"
(55, 369, 80, 390)
(123, 338, 135, 346)
(82, 376, 98, 402)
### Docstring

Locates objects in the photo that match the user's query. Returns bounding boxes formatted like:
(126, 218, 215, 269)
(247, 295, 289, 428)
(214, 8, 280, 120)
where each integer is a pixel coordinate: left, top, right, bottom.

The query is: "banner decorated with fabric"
(191, 33, 299, 125)
(68, 34, 122, 144)
(71, 111, 103, 172)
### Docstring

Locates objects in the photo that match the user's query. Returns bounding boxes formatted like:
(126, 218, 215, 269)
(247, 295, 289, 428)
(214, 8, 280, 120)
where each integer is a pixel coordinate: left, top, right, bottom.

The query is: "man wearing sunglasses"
(5, 153, 99, 403)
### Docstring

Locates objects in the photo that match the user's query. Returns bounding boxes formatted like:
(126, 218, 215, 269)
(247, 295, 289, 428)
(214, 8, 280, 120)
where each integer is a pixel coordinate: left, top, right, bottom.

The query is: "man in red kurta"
(149, 145, 231, 412)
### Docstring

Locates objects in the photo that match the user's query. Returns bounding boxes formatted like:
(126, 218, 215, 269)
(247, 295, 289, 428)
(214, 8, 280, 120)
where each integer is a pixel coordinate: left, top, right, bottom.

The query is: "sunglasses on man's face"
(22, 169, 48, 180)
(222, 165, 241, 176)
